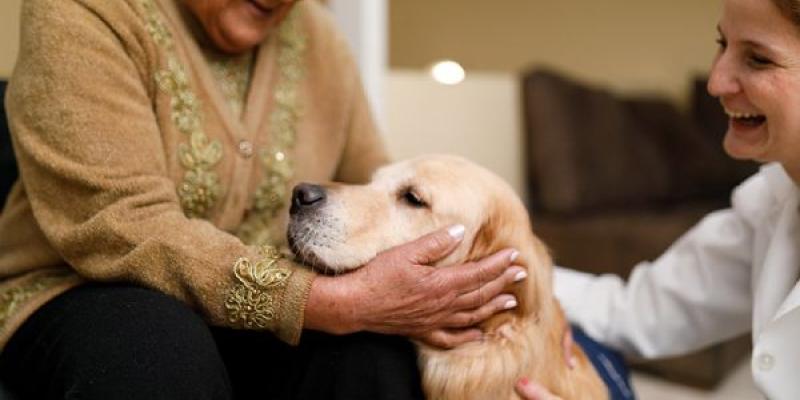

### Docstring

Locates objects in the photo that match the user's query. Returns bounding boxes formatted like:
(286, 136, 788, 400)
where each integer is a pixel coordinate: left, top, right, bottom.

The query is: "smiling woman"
(520, 0, 800, 399)
(709, 0, 800, 179)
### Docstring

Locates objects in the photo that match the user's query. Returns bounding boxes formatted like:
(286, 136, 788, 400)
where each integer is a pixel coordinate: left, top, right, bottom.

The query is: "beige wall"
(0, 0, 21, 78)
(385, 70, 525, 196)
(391, 0, 723, 102)
(385, 1, 727, 193)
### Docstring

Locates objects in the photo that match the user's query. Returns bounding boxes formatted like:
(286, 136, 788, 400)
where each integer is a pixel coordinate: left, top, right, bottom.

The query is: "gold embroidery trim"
(0, 271, 72, 328)
(225, 245, 292, 328)
(236, 7, 307, 246)
(142, 0, 223, 219)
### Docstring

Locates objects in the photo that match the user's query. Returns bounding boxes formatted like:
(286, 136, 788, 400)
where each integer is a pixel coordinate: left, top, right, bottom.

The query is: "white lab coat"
(555, 163, 800, 400)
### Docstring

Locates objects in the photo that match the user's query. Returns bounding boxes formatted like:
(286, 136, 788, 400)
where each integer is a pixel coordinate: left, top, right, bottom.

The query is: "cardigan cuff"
(273, 266, 315, 345)
(223, 245, 316, 344)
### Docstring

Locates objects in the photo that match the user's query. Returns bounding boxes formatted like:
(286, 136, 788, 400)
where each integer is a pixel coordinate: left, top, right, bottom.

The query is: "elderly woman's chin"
(200, 2, 295, 54)
(210, 24, 269, 53)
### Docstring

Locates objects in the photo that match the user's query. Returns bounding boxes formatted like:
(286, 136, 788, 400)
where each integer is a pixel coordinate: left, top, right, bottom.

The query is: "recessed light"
(430, 60, 466, 85)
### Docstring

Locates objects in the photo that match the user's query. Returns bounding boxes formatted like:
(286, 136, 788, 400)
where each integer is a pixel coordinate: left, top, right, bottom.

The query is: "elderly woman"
(0, 0, 525, 398)
(518, 0, 800, 399)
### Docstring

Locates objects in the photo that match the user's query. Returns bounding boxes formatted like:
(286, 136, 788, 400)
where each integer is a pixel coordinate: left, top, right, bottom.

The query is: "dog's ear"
(465, 199, 552, 318)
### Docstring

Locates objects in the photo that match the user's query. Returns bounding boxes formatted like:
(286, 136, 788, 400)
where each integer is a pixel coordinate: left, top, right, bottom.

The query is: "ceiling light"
(430, 60, 465, 85)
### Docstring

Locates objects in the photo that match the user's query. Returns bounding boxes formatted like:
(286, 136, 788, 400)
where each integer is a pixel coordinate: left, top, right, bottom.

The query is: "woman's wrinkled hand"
(305, 224, 527, 348)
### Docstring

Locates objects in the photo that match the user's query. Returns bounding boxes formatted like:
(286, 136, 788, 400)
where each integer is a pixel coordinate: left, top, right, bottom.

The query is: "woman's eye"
(716, 37, 727, 50)
(748, 54, 773, 68)
(401, 190, 428, 208)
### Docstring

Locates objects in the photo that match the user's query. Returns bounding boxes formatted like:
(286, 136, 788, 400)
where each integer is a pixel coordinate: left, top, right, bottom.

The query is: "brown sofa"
(522, 69, 758, 388)
(0, 81, 20, 400)
(0, 80, 16, 206)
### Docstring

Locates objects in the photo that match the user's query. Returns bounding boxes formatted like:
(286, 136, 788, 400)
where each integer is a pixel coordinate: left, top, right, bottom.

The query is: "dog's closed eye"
(399, 186, 429, 209)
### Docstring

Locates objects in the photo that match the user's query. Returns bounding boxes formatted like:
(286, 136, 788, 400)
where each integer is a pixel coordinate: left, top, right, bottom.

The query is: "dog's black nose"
(291, 183, 327, 214)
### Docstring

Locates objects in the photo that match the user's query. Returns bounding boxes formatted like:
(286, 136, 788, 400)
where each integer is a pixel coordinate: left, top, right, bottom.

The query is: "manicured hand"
(563, 320, 577, 369)
(514, 319, 576, 399)
(515, 378, 564, 400)
(305, 225, 527, 348)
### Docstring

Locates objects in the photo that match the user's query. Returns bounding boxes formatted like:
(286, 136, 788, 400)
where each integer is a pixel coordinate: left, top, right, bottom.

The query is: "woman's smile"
(246, 0, 278, 17)
(724, 106, 768, 145)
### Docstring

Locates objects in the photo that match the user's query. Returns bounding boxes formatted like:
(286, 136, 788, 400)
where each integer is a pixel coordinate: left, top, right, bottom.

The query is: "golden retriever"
(287, 154, 607, 400)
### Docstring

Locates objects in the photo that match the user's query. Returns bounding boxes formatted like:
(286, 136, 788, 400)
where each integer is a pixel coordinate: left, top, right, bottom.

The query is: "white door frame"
(328, 0, 388, 130)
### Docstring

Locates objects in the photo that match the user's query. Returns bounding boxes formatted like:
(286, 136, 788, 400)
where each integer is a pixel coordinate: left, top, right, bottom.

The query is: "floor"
(631, 357, 761, 399)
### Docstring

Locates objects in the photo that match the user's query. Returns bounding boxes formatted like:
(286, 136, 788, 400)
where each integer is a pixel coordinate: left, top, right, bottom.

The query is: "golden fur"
(288, 155, 607, 400)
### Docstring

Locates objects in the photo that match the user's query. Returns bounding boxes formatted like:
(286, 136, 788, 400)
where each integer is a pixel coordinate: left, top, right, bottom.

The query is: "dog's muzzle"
(288, 182, 335, 271)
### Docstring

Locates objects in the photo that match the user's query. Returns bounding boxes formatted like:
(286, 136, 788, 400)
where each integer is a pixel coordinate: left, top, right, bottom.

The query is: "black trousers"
(0, 284, 424, 400)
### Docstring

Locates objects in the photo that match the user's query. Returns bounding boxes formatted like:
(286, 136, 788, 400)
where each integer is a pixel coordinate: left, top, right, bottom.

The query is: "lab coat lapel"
(774, 280, 800, 322)
(754, 166, 800, 335)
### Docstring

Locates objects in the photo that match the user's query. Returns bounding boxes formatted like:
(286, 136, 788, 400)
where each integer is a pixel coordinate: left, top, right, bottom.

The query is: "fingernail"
(504, 298, 518, 310)
(509, 249, 520, 262)
(569, 356, 578, 369)
(513, 269, 528, 282)
(448, 224, 465, 239)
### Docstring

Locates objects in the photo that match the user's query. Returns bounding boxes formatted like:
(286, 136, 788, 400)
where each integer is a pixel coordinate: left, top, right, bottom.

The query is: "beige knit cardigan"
(0, 0, 388, 349)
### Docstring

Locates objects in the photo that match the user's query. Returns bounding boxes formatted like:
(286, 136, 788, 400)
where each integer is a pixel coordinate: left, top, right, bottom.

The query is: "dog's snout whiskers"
(289, 212, 347, 273)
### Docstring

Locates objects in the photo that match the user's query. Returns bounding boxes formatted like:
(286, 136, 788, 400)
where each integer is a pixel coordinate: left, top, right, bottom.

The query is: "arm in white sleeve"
(554, 207, 753, 359)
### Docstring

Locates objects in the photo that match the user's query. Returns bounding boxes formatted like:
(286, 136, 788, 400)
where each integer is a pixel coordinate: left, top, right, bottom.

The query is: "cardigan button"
(238, 140, 254, 158)
(757, 353, 775, 372)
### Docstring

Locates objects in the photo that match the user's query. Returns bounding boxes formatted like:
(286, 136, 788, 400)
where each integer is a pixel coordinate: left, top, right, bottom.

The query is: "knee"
(58, 284, 214, 353)
(41, 284, 231, 399)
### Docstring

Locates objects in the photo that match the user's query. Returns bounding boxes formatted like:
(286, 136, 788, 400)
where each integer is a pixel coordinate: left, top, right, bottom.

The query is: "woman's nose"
(707, 53, 741, 98)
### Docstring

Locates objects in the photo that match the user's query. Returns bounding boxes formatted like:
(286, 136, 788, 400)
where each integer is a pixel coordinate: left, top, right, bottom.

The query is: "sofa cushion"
(522, 70, 756, 215)
(1, 80, 18, 206)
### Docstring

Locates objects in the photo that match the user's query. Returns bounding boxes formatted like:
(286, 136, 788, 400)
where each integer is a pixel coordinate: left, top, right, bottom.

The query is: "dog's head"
(288, 154, 552, 318)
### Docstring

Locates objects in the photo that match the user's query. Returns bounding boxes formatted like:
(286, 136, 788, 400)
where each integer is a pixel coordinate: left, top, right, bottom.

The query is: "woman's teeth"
(725, 109, 766, 126)
(728, 112, 760, 119)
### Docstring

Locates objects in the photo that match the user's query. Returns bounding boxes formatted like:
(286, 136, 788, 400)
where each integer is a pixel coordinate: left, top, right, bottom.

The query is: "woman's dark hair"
(773, 0, 800, 26)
